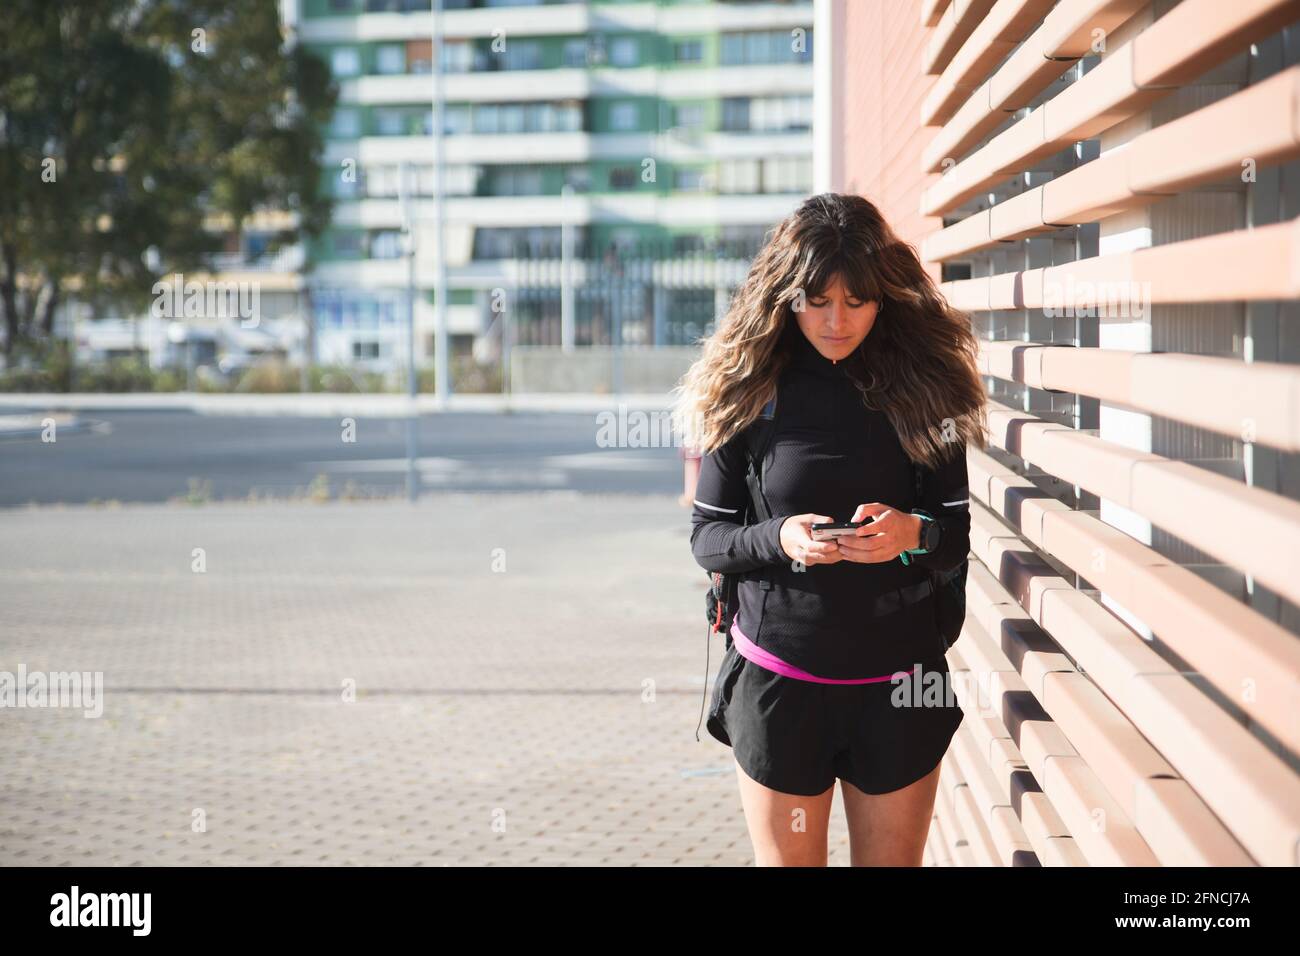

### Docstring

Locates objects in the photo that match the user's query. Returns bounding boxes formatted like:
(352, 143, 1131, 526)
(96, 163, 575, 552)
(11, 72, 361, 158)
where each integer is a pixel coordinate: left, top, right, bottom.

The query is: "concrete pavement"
(0, 495, 862, 865)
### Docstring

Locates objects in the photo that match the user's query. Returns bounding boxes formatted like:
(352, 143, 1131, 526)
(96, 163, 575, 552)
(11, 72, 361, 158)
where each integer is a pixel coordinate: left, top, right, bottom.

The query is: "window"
(721, 98, 748, 131)
(330, 47, 361, 77)
(375, 109, 406, 136)
(493, 167, 544, 196)
(442, 105, 470, 135)
(609, 166, 638, 190)
(500, 41, 542, 71)
(473, 104, 499, 134)
(441, 41, 471, 74)
(720, 29, 813, 66)
(364, 164, 400, 198)
(451, 165, 479, 196)
(719, 224, 769, 256)
(750, 95, 812, 132)
(353, 341, 381, 360)
(762, 156, 811, 193)
(717, 159, 760, 194)
(557, 101, 582, 132)
(375, 45, 405, 75)
(674, 167, 707, 192)
(370, 231, 403, 260)
(673, 39, 703, 64)
(330, 108, 361, 138)
(358, 299, 378, 330)
(610, 37, 638, 67)
(609, 102, 638, 132)
(500, 104, 525, 134)
(472, 226, 565, 260)
(413, 165, 434, 196)
(722, 95, 811, 132)
(464, 101, 580, 135)
(563, 39, 587, 68)
(407, 39, 432, 74)
(674, 104, 705, 129)
(333, 231, 363, 256)
(744, 31, 772, 65)
(720, 34, 743, 65)
(526, 102, 553, 133)
(564, 166, 591, 192)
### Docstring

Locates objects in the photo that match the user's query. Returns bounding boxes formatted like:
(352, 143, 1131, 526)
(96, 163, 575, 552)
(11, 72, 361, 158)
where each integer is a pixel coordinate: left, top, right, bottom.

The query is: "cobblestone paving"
(0, 495, 861, 865)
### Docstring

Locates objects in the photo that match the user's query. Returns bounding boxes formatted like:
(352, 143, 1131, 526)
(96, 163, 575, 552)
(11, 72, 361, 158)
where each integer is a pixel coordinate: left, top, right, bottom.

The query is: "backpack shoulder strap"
(742, 392, 778, 523)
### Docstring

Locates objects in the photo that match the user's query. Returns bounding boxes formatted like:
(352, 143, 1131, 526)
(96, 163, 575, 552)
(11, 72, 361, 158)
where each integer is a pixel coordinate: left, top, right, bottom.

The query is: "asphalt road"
(0, 409, 685, 506)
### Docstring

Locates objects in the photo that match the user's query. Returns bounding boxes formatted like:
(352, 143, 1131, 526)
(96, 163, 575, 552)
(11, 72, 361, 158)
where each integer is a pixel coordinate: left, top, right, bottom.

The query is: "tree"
(0, 0, 336, 361)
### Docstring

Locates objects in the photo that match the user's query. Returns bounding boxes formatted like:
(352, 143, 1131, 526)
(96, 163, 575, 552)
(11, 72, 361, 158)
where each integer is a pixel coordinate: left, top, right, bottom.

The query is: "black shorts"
(705, 642, 964, 797)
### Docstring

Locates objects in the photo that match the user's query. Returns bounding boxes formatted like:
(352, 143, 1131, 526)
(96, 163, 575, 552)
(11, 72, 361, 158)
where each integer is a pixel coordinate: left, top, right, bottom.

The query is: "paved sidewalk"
(0, 495, 858, 865)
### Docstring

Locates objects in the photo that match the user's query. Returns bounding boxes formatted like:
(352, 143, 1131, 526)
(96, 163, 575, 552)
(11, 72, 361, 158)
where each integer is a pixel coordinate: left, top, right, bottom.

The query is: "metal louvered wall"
(823, 0, 1300, 867)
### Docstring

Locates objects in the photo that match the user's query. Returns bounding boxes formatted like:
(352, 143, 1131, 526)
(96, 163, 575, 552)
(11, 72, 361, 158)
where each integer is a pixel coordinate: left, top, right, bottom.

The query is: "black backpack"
(695, 396, 777, 742)
(702, 396, 779, 651)
(913, 463, 968, 652)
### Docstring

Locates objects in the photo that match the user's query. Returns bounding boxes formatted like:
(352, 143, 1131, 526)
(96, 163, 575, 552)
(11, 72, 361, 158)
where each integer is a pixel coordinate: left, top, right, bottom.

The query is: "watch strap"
(900, 510, 937, 565)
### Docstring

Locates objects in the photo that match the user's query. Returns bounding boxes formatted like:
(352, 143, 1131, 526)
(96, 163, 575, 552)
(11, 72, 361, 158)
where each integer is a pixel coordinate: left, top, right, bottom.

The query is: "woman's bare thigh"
(733, 758, 836, 866)
(839, 761, 942, 866)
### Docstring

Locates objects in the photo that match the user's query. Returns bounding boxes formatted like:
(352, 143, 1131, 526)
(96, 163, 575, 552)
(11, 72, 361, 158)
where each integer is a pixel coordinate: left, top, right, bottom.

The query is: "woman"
(672, 193, 988, 866)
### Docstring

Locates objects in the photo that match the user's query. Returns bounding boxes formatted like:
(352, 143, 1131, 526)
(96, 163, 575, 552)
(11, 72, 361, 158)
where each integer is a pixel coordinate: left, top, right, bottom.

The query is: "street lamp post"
(400, 161, 419, 504)
(561, 184, 574, 353)
(432, 0, 449, 405)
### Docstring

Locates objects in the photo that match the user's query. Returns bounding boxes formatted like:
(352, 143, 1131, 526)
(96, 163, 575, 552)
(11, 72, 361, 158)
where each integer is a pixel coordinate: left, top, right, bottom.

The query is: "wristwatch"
(899, 510, 940, 565)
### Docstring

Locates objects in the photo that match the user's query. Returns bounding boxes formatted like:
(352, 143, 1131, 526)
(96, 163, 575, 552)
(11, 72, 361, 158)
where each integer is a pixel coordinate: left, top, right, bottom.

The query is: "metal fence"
(504, 239, 763, 349)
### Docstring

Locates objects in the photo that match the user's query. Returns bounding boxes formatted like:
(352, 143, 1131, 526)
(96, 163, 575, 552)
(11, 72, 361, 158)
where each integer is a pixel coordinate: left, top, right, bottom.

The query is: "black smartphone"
(809, 516, 876, 541)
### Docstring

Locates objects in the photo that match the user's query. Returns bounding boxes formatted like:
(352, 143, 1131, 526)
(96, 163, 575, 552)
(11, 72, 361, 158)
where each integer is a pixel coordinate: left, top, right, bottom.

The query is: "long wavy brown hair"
(672, 192, 988, 469)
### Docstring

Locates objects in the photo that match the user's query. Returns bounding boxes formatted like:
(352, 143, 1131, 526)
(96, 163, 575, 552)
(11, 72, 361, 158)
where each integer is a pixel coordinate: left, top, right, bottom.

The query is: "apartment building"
(285, 0, 815, 372)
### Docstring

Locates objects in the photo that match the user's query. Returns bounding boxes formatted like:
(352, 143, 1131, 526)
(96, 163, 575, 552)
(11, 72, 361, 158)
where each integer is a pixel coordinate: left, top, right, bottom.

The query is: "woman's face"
(794, 273, 880, 362)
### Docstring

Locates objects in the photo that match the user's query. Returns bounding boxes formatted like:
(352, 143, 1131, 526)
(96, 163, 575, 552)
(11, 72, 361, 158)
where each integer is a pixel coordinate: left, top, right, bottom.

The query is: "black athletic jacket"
(689, 326, 971, 679)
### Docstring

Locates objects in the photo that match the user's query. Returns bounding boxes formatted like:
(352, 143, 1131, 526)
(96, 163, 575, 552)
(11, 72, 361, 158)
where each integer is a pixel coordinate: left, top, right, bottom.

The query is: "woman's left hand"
(835, 503, 922, 564)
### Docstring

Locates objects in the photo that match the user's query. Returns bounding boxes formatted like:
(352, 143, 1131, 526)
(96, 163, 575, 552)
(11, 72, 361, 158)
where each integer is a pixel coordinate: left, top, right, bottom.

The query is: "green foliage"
(416, 355, 504, 394)
(0, 0, 337, 357)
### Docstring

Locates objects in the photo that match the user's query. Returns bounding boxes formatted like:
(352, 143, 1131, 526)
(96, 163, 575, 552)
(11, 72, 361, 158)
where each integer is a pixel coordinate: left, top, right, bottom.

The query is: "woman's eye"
(809, 298, 829, 307)
(846, 300, 865, 308)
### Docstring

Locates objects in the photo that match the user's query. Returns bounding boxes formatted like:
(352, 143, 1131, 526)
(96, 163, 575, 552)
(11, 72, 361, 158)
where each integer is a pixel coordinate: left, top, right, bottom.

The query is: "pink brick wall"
(836, 0, 943, 282)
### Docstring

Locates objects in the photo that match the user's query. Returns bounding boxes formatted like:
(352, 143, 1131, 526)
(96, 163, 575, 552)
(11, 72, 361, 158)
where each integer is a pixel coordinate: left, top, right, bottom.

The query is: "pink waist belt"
(729, 620, 919, 684)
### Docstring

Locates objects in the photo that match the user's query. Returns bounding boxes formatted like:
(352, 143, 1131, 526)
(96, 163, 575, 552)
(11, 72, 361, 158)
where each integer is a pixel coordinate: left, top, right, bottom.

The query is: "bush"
(71, 357, 157, 393)
(310, 364, 367, 393)
(233, 359, 300, 393)
(414, 355, 503, 394)
(0, 350, 505, 395)
(0, 364, 57, 392)
(151, 367, 186, 392)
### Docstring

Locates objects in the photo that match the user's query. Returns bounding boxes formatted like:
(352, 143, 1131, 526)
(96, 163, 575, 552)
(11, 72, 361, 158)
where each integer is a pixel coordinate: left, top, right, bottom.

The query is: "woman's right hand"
(778, 514, 843, 566)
